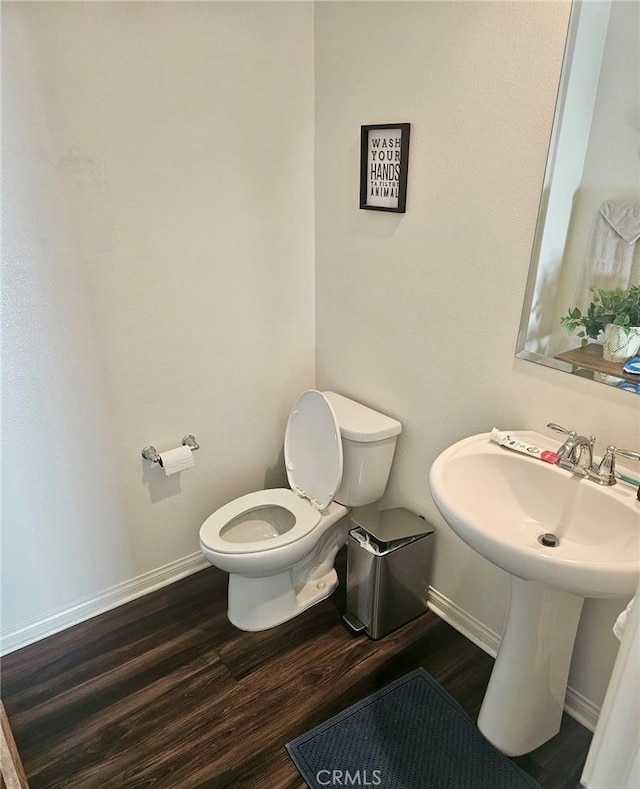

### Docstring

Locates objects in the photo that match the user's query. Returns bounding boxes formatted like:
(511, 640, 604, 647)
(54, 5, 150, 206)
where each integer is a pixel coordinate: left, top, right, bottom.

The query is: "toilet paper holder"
(142, 435, 199, 464)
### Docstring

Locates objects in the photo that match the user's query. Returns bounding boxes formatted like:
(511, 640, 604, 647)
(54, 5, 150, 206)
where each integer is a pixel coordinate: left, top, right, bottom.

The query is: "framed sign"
(360, 123, 410, 213)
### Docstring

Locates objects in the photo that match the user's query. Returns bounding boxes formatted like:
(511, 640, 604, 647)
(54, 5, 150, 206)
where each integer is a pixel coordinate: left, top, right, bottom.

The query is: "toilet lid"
(284, 390, 343, 511)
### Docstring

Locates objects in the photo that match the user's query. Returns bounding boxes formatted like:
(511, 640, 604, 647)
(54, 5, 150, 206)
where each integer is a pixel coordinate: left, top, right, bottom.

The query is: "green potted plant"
(561, 285, 640, 361)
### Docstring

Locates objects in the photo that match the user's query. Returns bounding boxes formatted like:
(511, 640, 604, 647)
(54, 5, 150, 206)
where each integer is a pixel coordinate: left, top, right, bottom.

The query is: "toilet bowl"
(199, 390, 401, 631)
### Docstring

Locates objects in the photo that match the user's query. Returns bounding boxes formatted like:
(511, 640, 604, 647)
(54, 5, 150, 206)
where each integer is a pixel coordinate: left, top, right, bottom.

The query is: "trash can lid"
(349, 505, 434, 544)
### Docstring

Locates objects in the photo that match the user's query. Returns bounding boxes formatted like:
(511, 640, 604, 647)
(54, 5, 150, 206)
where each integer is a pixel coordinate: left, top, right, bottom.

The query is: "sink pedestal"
(477, 576, 584, 757)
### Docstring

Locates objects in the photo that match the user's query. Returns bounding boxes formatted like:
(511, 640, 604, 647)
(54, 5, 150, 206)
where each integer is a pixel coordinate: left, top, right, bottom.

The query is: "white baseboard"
(428, 586, 501, 655)
(427, 586, 600, 732)
(0, 552, 210, 656)
(563, 687, 601, 733)
(0, 561, 602, 732)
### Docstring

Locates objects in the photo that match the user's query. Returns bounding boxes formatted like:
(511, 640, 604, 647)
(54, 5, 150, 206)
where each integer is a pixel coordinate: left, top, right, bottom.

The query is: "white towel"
(575, 201, 640, 313)
(613, 596, 635, 642)
(600, 202, 640, 245)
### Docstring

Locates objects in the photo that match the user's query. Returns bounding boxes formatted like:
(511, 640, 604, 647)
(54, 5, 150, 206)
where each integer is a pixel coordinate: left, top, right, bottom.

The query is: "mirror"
(517, 0, 640, 394)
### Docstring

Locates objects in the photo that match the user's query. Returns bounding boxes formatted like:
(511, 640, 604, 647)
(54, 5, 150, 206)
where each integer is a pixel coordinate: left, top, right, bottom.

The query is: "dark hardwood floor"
(1, 554, 592, 788)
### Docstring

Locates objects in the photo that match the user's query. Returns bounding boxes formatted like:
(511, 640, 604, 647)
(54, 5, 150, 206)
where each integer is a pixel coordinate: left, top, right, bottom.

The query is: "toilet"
(199, 390, 402, 631)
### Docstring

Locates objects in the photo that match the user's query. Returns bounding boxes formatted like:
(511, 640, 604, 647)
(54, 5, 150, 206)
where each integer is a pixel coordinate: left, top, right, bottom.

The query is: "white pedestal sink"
(429, 431, 639, 756)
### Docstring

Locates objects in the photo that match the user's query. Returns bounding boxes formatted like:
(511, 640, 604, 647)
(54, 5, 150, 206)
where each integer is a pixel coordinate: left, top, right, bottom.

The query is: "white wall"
(314, 0, 638, 710)
(2, 2, 315, 636)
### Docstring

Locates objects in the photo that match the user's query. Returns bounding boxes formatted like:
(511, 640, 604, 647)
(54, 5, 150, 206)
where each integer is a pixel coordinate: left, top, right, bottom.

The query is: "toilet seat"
(199, 488, 321, 555)
(200, 391, 344, 559)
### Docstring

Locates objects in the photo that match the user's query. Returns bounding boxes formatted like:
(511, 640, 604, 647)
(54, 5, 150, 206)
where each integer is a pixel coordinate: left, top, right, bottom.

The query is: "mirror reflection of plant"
(561, 285, 640, 344)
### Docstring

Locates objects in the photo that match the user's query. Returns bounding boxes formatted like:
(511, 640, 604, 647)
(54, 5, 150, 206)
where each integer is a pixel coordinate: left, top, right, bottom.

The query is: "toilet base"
(227, 567, 339, 631)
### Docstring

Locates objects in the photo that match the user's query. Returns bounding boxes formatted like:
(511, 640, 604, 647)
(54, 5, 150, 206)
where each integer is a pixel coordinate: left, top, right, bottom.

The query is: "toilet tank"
(324, 392, 402, 507)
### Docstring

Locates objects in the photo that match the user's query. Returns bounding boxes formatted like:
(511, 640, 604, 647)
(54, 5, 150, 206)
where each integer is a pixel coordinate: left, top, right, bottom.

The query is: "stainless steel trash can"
(343, 505, 434, 639)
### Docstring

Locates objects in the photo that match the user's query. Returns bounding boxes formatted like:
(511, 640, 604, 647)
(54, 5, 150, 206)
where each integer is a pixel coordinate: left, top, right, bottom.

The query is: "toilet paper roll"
(159, 445, 195, 476)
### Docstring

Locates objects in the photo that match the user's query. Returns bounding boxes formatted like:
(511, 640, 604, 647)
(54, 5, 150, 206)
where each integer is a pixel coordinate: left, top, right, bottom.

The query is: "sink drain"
(538, 533, 559, 548)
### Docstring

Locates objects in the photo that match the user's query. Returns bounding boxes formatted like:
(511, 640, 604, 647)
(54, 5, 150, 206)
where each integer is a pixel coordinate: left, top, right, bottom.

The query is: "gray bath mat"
(286, 668, 540, 789)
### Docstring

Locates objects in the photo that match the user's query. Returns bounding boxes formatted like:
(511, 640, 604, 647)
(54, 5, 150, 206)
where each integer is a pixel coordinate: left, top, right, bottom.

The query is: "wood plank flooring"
(1, 554, 592, 788)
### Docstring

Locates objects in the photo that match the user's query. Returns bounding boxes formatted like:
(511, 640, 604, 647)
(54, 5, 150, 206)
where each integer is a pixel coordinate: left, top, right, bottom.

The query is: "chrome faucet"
(548, 423, 640, 491)
(547, 423, 595, 472)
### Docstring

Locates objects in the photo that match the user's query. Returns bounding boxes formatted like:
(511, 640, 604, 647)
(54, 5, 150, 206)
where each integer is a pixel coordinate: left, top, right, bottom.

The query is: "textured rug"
(286, 668, 540, 789)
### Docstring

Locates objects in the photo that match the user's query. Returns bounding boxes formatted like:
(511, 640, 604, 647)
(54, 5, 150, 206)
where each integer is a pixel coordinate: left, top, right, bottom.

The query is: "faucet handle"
(547, 423, 578, 462)
(596, 445, 640, 486)
(547, 423, 576, 437)
(612, 447, 640, 461)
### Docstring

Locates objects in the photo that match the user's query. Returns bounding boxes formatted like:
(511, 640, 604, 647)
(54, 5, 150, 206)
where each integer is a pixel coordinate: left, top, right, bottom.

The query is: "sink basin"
(429, 431, 639, 598)
(429, 430, 640, 757)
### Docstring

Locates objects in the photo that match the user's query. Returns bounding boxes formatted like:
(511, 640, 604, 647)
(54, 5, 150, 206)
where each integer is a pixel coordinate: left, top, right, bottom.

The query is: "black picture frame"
(359, 123, 410, 213)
